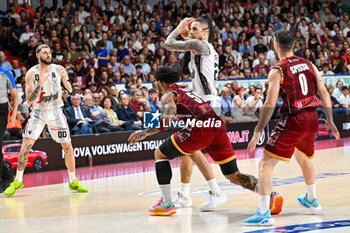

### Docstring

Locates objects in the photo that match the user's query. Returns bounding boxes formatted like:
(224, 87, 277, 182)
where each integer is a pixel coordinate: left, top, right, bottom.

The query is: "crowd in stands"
(1, 0, 350, 140)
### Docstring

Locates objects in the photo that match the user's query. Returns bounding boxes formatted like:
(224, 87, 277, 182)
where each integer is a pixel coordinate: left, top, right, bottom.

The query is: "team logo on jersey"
(52, 72, 57, 83)
(143, 110, 161, 129)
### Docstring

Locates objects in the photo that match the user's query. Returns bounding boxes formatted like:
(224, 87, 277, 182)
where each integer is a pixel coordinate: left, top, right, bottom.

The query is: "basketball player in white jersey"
(4, 44, 88, 196)
(164, 16, 227, 211)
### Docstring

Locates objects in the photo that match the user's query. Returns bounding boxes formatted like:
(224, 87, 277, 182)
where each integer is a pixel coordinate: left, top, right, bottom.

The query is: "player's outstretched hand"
(326, 121, 340, 140)
(128, 130, 148, 145)
(247, 132, 261, 153)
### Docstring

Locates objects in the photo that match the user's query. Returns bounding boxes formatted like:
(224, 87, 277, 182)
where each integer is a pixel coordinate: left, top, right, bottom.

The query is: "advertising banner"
(2, 114, 349, 173)
(114, 75, 350, 93)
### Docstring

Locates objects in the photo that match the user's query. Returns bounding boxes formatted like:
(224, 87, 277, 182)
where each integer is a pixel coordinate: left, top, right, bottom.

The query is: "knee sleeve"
(219, 158, 239, 175)
(155, 160, 172, 185)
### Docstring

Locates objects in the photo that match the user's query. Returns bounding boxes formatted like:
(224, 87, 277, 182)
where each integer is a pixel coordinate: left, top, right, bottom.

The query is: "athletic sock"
(155, 160, 172, 204)
(180, 182, 190, 197)
(306, 184, 316, 202)
(160, 184, 172, 204)
(259, 195, 270, 215)
(68, 171, 76, 183)
(16, 170, 24, 183)
(207, 178, 221, 195)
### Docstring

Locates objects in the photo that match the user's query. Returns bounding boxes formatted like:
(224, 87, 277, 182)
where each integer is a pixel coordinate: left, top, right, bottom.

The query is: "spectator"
(101, 96, 127, 131)
(116, 94, 142, 130)
(109, 85, 119, 112)
(129, 89, 151, 120)
(332, 80, 344, 101)
(342, 48, 350, 70)
(96, 71, 112, 89)
(0, 52, 13, 71)
(321, 63, 334, 75)
(220, 87, 235, 123)
(338, 86, 350, 113)
(76, 50, 93, 76)
(122, 55, 136, 76)
(245, 87, 263, 120)
(253, 54, 270, 74)
(232, 87, 257, 122)
(69, 42, 81, 62)
(117, 42, 129, 62)
(135, 54, 150, 77)
(109, 55, 120, 73)
(327, 85, 346, 115)
(96, 40, 110, 66)
(239, 40, 254, 59)
(65, 95, 93, 135)
(254, 38, 268, 57)
(83, 94, 119, 133)
(147, 88, 161, 112)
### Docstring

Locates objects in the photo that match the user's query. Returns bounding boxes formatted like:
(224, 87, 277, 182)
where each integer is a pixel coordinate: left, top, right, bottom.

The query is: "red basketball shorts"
(264, 109, 319, 162)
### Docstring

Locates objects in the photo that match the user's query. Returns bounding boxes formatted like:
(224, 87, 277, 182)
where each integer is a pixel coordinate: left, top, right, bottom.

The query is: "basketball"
(180, 18, 195, 39)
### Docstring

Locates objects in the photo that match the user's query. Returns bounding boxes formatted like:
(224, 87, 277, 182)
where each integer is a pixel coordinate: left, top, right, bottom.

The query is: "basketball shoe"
(297, 193, 322, 213)
(4, 179, 24, 196)
(242, 208, 275, 226)
(174, 191, 192, 208)
(148, 198, 176, 216)
(199, 190, 228, 212)
(69, 178, 88, 192)
(270, 191, 283, 214)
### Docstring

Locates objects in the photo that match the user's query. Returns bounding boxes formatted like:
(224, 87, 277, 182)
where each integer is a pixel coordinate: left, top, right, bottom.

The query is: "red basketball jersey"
(272, 56, 321, 115)
(166, 84, 217, 120)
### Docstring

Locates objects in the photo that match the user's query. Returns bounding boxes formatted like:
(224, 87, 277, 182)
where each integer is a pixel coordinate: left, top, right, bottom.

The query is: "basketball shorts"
(23, 108, 71, 143)
(264, 109, 319, 162)
(159, 118, 236, 165)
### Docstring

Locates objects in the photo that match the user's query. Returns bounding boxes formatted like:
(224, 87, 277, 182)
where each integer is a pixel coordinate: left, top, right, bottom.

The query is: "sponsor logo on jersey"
(41, 92, 59, 103)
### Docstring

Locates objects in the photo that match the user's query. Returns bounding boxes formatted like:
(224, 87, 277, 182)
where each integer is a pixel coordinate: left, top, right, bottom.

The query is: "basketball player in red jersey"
(243, 30, 340, 226)
(128, 66, 280, 216)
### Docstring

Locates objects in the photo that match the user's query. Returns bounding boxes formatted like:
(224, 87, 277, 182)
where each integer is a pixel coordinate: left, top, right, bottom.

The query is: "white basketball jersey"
(30, 64, 63, 110)
(189, 40, 219, 102)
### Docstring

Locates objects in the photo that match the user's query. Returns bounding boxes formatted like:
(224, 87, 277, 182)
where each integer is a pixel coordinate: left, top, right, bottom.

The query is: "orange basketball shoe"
(270, 191, 283, 214)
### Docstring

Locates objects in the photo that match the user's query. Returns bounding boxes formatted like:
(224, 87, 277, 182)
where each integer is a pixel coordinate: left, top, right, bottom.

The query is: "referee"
(0, 66, 18, 192)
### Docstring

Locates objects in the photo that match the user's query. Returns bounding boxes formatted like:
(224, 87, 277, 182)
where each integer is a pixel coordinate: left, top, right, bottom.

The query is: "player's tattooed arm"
(25, 70, 40, 104)
(128, 129, 160, 145)
(161, 92, 177, 126)
(57, 65, 75, 95)
(18, 144, 32, 171)
(165, 37, 210, 55)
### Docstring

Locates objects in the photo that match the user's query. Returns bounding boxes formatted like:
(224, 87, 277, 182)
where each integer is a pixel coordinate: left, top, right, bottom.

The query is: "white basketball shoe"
(173, 191, 192, 208)
(199, 190, 228, 212)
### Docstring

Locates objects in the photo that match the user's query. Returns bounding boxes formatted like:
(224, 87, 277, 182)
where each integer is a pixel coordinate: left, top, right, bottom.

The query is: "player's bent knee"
(219, 159, 239, 175)
(155, 148, 170, 160)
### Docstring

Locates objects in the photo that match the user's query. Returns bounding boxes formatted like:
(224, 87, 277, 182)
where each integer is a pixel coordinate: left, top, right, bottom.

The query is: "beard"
(40, 57, 51, 65)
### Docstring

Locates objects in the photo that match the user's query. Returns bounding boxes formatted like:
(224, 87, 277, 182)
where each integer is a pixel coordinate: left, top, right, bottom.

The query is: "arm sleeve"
(181, 51, 191, 75)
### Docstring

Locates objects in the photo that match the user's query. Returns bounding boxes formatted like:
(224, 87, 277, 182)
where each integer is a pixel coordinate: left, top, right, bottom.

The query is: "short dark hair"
(342, 86, 348, 91)
(155, 66, 180, 84)
(194, 15, 215, 43)
(148, 88, 157, 94)
(274, 30, 295, 52)
(322, 63, 329, 68)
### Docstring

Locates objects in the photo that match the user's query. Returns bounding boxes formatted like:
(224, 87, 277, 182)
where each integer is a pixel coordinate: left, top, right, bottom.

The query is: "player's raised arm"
(312, 64, 340, 139)
(247, 68, 281, 152)
(164, 18, 209, 55)
(57, 65, 76, 95)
